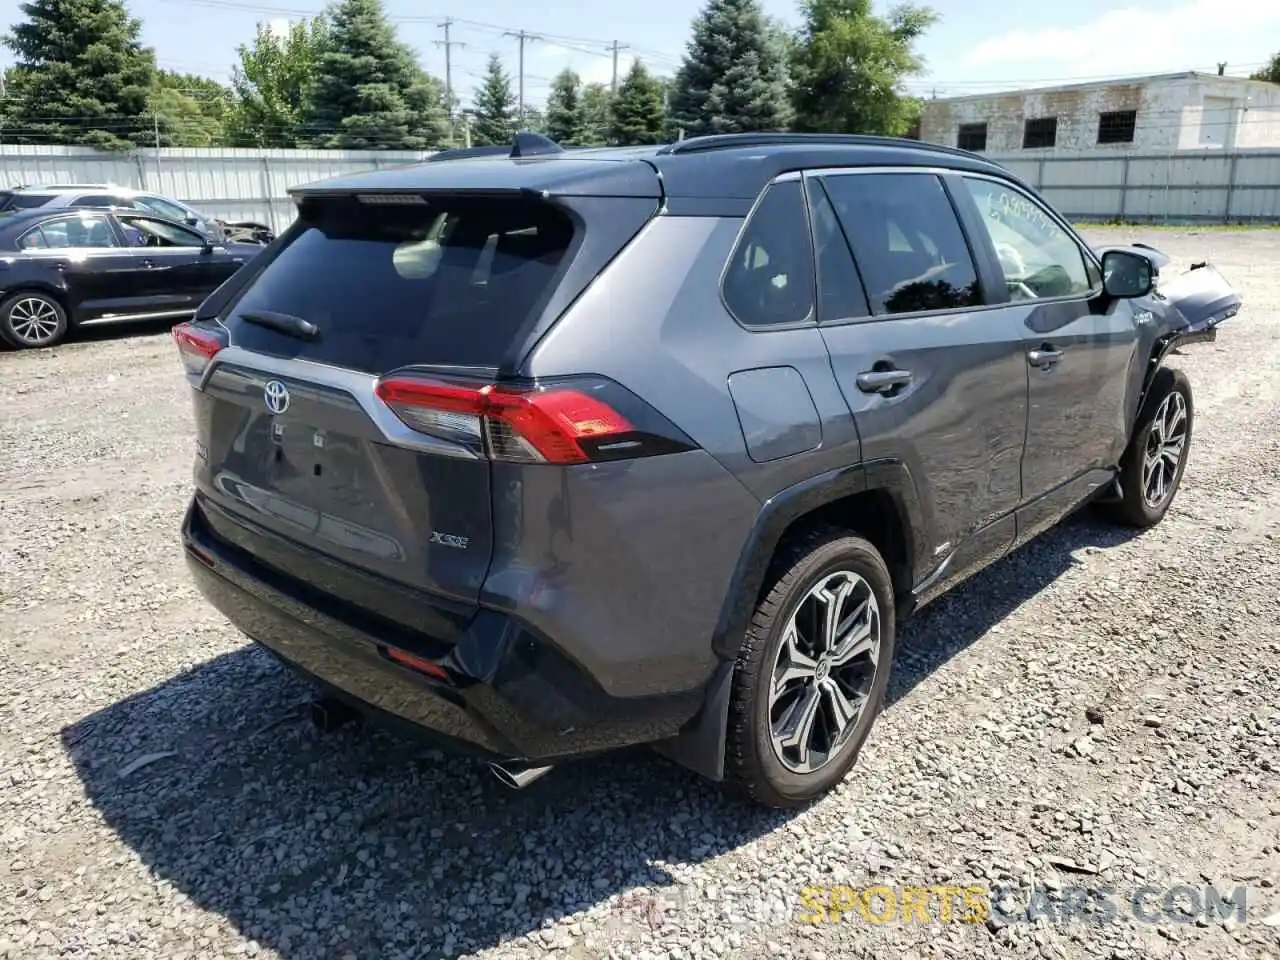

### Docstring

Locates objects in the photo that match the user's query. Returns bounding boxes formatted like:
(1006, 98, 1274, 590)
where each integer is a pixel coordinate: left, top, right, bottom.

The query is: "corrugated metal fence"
(0, 145, 428, 232)
(1, 144, 1278, 225)
(987, 149, 1280, 223)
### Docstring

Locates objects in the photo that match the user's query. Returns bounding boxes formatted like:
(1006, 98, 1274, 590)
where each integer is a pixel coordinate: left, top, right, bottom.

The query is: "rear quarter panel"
(498, 215, 861, 697)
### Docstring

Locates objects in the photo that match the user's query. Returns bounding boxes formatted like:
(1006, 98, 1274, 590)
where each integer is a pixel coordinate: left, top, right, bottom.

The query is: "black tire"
(724, 527, 896, 809)
(1105, 366, 1193, 528)
(0, 291, 69, 349)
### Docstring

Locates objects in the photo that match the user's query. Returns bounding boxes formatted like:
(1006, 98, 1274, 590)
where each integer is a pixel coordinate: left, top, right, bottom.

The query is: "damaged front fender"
(1098, 241, 1244, 416)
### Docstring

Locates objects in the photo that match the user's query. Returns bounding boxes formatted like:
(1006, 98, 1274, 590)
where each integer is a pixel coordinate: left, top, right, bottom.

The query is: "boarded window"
(1022, 117, 1057, 149)
(1097, 110, 1136, 145)
(957, 123, 987, 151)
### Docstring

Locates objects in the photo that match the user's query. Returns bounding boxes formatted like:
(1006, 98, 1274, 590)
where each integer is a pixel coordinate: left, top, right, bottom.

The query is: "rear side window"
(4, 193, 57, 211)
(722, 180, 815, 327)
(70, 194, 127, 209)
(225, 196, 576, 373)
(819, 173, 981, 316)
(19, 215, 117, 249)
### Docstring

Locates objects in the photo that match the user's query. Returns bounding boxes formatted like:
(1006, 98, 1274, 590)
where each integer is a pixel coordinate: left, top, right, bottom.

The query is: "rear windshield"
(224, 195, 576, 373)
(0, 193, 55, 211)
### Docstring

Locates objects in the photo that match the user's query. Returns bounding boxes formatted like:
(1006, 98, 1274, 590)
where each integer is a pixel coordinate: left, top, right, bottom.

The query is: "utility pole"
(152, 106, 162, 184)
(609, 40, 630, 95)
(436, 19, 466, 144)
(504, 29, 540, 126)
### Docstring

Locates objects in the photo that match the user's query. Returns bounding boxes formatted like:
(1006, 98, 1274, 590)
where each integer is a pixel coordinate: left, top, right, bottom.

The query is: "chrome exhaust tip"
(488, 760, 553, 789)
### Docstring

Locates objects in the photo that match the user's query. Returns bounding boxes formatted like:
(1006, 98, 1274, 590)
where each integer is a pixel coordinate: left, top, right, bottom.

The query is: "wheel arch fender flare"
(652, 458, 927, 783)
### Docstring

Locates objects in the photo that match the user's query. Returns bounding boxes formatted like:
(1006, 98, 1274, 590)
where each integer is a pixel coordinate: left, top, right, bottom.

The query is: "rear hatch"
(179, 180, 659, 638)
(185, 192, 586, 633)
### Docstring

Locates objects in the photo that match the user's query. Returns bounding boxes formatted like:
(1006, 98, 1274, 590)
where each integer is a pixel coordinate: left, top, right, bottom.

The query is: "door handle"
(52, 261, 67, 271)
(1027, 346, 1063, 369)
(855, 368, 913, 394)
(141, 258, 155, 269)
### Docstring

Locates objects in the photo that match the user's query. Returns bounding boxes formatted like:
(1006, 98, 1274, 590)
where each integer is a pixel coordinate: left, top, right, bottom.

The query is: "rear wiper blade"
(239, 310, 319, 341)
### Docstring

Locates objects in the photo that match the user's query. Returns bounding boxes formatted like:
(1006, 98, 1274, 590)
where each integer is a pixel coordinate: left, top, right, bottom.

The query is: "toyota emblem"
(263, 379, 290, 415)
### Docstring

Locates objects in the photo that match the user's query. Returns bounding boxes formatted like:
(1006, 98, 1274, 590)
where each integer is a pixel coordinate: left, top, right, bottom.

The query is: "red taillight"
(172, 322, 224, 378)
(375, 377, 635, 464)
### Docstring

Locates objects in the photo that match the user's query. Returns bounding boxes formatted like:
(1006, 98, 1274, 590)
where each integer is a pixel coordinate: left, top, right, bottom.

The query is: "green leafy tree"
(577, 81, 613, 145)
(470, 53, 516, 146)
(227, 18, 327, 147)
(545, 68, 582, 144)
(1251, 53, 1280, 84)
(149, 70, 232, 146)
(150, 72, 232, 146)
(303, 0, 446, 149)
(667, 0, 788, 138)
(610, 60, 665, 145)
(3, 0, 156, 150)
(789, 0, 937, 136)
(518, 105, 545, 134)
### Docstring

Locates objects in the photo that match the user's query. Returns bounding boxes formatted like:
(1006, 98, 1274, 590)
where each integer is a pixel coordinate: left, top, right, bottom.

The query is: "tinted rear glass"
(225, 195, 576, 373)
(1, 193, 56, 211)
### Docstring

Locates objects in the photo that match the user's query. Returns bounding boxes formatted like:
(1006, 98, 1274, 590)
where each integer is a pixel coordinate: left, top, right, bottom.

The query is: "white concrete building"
(920, 71, 1280, 154)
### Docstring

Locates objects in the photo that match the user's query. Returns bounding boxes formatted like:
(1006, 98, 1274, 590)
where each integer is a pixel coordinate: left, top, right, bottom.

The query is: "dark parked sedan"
(0, 208, 264, 349)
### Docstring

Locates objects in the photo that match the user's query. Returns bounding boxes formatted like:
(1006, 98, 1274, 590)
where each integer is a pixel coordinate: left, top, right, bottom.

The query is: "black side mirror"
(200, 239, 215, 254)
(1101, 249, 1153, 298)
(185, 215, 201, 226)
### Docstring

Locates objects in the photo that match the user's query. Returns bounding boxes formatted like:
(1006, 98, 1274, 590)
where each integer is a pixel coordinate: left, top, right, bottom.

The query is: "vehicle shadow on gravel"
(61, 511, 1138, 960)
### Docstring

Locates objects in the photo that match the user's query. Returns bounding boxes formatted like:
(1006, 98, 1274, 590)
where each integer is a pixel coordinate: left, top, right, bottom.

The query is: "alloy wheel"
(769, 570, 881, 774)
(1142, 391, 1188, 509)
(8, 297, 62, 346)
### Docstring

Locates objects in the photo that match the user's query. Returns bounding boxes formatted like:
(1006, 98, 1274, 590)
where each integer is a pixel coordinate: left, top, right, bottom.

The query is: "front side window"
(19, 215, 117, 249)
(722, 180, 815, 327)
(960, 177, 1093, 301)
(117, 215, 205, 248)
(819, 172, 981, 316)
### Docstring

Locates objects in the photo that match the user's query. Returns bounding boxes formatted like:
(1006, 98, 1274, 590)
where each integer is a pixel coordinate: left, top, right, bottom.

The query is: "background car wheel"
(1105, 366, 1193, 528)
(724, 527, 896, 809)
(0, 292, 68, 349)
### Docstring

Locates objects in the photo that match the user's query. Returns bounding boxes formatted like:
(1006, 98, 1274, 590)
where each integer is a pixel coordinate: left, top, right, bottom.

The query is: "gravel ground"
(1, 226, 1279, 960)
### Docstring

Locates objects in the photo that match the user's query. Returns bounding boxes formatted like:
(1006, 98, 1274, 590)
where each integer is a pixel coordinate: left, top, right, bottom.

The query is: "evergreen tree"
(610, 60, 665, 145)
(577, 81, 613, 146)
(303, 0, 445, 149)
(789, 0, 937, 136)
(471, 54, 516, 146)
(228, 18, 327, 147)
(3, 0, 156, 150)
(545, 68, 582, 144)
(667, 0, 788, 138)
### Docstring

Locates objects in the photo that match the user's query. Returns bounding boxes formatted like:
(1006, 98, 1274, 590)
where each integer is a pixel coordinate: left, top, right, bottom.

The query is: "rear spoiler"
(425, 132, 565, 163)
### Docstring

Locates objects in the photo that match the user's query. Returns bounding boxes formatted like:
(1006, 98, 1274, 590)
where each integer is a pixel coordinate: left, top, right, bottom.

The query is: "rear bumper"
(182, 497, 703, 762)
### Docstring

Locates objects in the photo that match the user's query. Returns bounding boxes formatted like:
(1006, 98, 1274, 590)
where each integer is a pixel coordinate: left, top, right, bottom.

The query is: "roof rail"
(656, 132, 978, 160)
(424, 132, 565, 164)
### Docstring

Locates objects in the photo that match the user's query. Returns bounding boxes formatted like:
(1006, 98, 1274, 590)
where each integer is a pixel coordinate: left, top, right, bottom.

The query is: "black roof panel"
(287, 135, 1022, 206)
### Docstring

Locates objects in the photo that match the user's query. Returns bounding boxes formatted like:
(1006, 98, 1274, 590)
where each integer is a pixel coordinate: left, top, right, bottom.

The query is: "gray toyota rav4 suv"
(176, 132, 1241, 808)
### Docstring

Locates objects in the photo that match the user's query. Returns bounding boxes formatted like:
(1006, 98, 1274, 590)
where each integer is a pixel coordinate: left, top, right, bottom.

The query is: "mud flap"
(651, 659, 735, 782)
